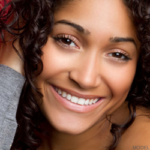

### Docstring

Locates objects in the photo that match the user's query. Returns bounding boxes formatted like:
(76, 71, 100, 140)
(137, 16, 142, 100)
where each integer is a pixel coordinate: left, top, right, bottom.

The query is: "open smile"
(55, 87, 99, 106)
(50, 85, 105, 113)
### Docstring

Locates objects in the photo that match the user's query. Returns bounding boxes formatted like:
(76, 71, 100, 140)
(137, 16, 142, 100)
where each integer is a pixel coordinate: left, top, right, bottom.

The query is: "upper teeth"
(55, 88, 99, 105)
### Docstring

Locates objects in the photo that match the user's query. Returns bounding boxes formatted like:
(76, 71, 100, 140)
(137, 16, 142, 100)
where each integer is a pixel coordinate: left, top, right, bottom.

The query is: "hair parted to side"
(0, 0, 150, 150)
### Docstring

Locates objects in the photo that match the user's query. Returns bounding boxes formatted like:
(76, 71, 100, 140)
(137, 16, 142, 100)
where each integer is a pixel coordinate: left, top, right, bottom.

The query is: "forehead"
(54, 0, 139, 49)
(54, 0, 135, 34)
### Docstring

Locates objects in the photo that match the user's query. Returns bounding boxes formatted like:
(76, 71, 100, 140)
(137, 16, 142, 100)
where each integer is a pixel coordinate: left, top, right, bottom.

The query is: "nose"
(69, 54, 101, 89)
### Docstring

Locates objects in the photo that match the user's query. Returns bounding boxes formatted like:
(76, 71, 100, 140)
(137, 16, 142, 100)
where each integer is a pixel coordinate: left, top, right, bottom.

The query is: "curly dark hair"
(0, 0, 150, 150)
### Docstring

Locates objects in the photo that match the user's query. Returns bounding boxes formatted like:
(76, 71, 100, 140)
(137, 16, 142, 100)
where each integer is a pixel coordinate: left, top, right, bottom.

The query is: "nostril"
(69, 70, 101, 89)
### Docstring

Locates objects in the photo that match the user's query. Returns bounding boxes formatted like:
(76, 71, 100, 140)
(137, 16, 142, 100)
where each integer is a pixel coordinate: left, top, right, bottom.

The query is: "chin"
(49, 118, 90, 135)
(54, 125, 87, 135)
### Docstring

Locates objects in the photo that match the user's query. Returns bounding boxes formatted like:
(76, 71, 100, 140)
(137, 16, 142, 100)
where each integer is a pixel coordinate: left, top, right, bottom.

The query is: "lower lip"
(50, 85, 105, 113)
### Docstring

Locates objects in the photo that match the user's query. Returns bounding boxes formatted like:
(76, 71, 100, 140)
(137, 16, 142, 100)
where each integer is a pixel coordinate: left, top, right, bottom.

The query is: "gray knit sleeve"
(0, 64, 25, 150)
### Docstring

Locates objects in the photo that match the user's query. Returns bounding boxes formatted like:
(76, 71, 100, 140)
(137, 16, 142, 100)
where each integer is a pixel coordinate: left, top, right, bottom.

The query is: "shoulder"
(116, 106, 150, 150)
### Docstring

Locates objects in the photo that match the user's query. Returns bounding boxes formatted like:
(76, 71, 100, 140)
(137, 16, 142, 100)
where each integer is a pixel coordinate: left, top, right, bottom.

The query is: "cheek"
(39, 42, 66, 80)
(101, 61, 137, 113)
(39, 38, 76, 80)
(102, 60, 136, 93)
(109, 66, 135, 95)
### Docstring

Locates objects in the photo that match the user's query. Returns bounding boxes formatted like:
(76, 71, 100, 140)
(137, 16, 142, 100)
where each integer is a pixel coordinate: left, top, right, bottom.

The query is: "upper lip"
(52, 84, 103, 99)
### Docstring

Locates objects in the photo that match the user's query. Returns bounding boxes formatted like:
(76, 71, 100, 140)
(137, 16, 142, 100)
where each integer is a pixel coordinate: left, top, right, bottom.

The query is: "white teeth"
(62, 91, 67, 98)
(66, 94, 71, 100)
(85, 99, 89, 105)
(58, 89, 62, 95)
(93, 98, 98, 104)
(55, 88, 99, 106)
(71, 96, 78, 103)
(89, 99, 93, 105)
(78, 98, 85, 105)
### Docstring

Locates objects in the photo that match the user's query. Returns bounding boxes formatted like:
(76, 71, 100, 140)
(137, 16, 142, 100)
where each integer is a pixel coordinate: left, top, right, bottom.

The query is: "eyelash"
(53, 34, 131, 61)
(53, 34, 79, 49)
(106, 51, 131, 61)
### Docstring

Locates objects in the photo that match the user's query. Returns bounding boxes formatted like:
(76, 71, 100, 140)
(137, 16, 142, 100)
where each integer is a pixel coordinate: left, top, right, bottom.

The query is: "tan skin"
(1, 0, 150, 150)
(0, 36, 24, 75)
(36, 0, 141, 149)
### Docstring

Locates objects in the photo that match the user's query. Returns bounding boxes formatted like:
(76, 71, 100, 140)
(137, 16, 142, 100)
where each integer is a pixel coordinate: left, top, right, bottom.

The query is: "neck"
(40, 119, 113, 150)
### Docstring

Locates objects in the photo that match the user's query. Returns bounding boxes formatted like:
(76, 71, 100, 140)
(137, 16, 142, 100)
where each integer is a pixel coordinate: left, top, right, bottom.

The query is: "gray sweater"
(0, 64, 25, 150)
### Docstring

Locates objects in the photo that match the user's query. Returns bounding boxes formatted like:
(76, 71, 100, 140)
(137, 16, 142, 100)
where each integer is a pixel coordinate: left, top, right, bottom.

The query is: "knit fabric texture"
(0, 64, 25, 150)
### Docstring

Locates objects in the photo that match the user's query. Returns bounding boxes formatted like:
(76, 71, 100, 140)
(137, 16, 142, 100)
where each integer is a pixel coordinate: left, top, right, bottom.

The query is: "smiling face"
(36, 0, 139, 134)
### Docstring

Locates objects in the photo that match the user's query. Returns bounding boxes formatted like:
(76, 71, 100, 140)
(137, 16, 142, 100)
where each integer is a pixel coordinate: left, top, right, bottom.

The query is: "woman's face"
(36, 0, 139, 134)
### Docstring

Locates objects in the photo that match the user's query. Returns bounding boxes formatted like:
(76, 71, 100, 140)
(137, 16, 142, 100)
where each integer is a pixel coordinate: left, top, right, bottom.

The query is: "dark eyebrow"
(54, 20, 90, 35)
(110, 37, 137, 49)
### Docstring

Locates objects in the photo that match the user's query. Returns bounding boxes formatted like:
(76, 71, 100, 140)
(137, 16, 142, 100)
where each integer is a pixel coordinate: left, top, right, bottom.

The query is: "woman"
(1, 0, 150, 149)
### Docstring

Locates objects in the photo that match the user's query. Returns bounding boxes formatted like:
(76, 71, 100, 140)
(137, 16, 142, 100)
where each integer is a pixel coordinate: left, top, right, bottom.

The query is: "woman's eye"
(108, 52, 131, 61)
(53, 35, 79, 49)
(61, 38, 76, 47)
